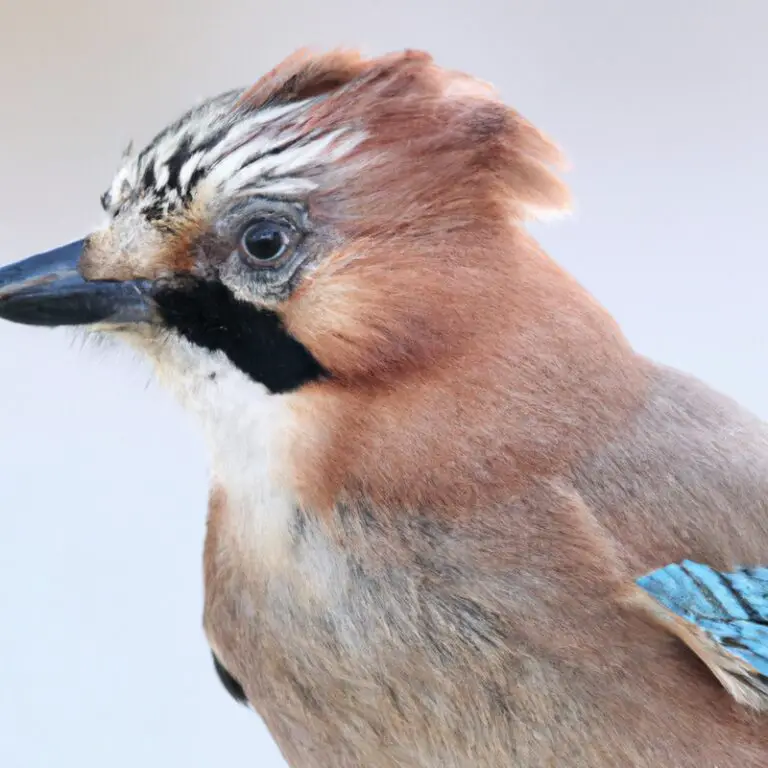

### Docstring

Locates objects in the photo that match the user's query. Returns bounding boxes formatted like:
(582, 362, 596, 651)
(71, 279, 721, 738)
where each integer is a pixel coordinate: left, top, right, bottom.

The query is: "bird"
(1, 47, 767, 767)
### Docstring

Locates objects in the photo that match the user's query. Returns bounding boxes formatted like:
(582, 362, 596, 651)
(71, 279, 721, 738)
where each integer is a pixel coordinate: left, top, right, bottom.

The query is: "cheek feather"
(283, 236, 651, 515)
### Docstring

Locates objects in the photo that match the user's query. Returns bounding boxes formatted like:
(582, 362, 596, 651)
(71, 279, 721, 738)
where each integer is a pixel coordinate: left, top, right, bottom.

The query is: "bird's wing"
(634, 560, 768, 711)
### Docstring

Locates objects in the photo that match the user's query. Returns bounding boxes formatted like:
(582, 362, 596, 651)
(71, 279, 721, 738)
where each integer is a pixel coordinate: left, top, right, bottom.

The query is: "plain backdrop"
(0, 1, 766, 766)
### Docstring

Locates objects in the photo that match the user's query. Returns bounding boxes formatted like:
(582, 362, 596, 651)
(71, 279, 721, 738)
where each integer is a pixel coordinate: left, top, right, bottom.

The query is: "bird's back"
(572, 359, 768, 573)
(552, 359, 768, 766)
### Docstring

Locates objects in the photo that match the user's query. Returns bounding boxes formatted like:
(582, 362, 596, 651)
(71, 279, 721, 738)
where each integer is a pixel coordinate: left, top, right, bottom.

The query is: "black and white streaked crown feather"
(101, 88, 363, 223)
(636, 560, 768, 710)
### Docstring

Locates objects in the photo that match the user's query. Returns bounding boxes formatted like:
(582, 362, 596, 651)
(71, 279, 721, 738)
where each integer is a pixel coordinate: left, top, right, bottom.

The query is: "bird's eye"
(238, 220, 294, 267)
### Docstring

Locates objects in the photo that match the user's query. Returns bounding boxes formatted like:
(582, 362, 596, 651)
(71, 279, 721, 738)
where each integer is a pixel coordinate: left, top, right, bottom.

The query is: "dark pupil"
(243, 226, 285, 261)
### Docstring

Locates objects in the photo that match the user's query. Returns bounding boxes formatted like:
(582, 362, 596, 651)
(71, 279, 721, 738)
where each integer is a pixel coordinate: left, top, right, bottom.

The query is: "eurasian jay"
(0, 49, 766, 767)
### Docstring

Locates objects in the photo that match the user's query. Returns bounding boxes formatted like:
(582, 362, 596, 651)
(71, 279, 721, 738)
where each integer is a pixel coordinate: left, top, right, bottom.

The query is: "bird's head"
(0, 49, 569, 386)
(0, 49, 603, 514)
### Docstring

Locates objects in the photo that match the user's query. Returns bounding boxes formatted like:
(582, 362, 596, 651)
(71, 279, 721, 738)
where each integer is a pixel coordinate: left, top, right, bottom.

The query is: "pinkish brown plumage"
(1, 48, 767, 767)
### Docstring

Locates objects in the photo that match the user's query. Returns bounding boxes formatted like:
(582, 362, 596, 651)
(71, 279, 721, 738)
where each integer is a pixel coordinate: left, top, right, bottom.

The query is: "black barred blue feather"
(636, 560, 768, 709)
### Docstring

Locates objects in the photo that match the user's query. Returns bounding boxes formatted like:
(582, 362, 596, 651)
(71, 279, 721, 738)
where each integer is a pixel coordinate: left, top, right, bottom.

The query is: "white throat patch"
(140, 333, 301, 566)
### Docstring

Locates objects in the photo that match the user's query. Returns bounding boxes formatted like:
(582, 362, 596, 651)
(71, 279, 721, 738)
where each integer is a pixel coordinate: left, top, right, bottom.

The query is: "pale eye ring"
(238, 220, 294, 266)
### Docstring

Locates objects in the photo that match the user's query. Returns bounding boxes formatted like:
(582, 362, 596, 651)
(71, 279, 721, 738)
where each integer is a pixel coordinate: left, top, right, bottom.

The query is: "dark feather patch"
(152, 277, 327, 394)
(212, 651, 249, 706)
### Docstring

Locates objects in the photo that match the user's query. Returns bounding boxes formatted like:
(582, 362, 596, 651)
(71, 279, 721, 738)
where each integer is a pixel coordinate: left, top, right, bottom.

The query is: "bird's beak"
(0, 239, 154, 327)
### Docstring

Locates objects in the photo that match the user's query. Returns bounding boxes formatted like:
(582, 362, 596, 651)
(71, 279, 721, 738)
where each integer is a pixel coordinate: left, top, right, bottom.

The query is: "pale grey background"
(0, 1, 765, 765)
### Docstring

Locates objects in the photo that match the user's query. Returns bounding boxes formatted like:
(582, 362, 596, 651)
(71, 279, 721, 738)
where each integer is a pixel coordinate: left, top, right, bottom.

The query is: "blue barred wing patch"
(636, 560, 768, 710)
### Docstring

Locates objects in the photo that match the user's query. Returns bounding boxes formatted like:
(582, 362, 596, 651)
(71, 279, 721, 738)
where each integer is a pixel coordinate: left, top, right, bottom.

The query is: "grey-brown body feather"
(204, 362, 768, 767)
